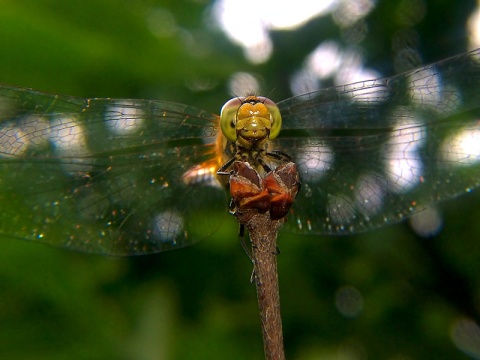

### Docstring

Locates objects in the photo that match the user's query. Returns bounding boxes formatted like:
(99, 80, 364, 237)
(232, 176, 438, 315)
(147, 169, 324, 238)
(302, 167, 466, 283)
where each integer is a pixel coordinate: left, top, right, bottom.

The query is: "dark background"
(1, 0, 480, 359)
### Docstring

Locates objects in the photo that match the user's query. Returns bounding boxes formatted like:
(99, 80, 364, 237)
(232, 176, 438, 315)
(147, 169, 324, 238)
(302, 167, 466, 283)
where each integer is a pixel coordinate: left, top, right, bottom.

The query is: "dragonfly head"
(220, 96, 282, 149)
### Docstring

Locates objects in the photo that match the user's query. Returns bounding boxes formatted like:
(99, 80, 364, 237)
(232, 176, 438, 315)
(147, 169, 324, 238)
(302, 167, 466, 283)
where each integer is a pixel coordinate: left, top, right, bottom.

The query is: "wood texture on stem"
(247, 212, 286, 360)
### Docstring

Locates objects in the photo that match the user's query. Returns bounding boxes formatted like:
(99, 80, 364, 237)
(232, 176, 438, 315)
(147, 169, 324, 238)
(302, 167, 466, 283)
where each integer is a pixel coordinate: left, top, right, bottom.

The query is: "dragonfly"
(1, 48, 480, 256)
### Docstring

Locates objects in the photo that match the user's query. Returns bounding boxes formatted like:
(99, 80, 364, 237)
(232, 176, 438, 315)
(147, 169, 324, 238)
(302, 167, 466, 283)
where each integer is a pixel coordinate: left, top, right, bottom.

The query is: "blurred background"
(1, 0, 480, 359)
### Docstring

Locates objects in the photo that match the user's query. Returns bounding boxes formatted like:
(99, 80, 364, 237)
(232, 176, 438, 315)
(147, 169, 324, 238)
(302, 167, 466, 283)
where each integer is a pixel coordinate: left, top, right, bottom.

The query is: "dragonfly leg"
(216, 156, 236, 175)
(257, 158, 272, 173)
(239, 224, 257, 285)
(266, 150, 292, 162)
(228, 198, 236, 214)
(250, 267, 257, 285)
(249, 241, 281, 285)
(239, 225, 254, 262)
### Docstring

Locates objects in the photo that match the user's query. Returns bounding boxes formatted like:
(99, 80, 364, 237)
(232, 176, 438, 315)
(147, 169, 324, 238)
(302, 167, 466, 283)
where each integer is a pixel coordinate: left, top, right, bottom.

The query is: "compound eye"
(260, 97, 282, 140)
(220, 97, 244, 141)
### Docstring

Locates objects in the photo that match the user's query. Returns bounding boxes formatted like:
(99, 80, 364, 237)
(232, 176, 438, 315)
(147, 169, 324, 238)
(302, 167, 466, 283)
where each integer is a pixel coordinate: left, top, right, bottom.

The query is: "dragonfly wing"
(277, 48, 480, 234)
(0, 86, 227, 255)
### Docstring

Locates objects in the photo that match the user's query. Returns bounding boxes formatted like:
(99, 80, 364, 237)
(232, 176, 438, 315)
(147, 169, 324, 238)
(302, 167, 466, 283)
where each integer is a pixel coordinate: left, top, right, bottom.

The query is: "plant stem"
(246, 212, 286, 360)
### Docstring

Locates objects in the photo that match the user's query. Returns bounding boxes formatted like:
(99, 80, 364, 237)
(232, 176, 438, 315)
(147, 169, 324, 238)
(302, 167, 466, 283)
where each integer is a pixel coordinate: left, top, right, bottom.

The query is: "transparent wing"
(276, 48, 480, 234)
(3, 49, 480, 252)
(0, 85, 227, 255)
